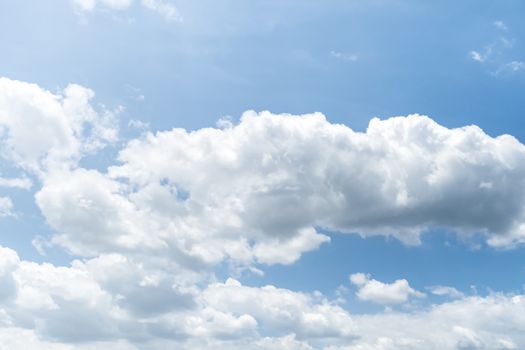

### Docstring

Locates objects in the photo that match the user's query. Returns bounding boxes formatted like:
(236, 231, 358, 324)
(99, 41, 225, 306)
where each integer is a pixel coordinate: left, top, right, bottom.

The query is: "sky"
(0, 0, 525, 349)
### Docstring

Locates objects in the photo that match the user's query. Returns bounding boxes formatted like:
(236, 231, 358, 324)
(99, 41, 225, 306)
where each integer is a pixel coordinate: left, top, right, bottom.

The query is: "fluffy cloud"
(1, 245, 525, 349)
(0, 246, 354, 347)
(0, 77, 117, 173)
(33, 109, 525, 270)
(3, 77, 525, 348)
(203, 278, 355, 339)
(331, 294, 525, 350)
(349, 273, 424, 305)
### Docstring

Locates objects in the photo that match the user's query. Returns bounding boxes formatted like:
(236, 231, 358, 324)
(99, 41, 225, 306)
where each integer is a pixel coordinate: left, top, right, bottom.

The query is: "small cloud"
(128, 119, 150, 130)
(493, 60, 525, 76)
(504, 60, 525, 72)
(493, 20, 508, 31)
(0, 176, 32, 190)
(216, 116, 234, 129)
(141, 0, 182, 22)
(427, 285, 465, 299)
(470, 21, 523, 77)
(470, 50, 485, 63)
(0, 197, 14, 218)
(350, 273, 425, 305)
(330, 50, 359, 62)
(470, 49, 493, 63)
(70, 0, 181, 22)
(32, 236, 53, 256)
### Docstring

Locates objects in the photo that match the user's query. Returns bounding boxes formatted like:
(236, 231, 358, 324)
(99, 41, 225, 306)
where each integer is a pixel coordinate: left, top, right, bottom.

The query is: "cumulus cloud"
(349, 273, 424, 304)
(32, 109, 525, 271)
(3, 77, 525, 348)
(0, 245, 355, 347)
(0, 244, 524, 349)
(330, 294, 525, 350)
(203, 278, 355, 339)
(0, 77, 117, 174)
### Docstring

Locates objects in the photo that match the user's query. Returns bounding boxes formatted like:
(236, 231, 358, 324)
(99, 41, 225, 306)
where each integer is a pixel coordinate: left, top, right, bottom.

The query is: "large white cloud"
(1, 244, 525, 349)
(0, 246, 355, 348)
(33, 109, 525, 270)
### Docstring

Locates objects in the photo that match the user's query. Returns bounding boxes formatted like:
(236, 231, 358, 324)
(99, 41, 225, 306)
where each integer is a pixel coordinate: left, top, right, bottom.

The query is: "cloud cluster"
(1, 242, 525, 349)
(0, 246, 357, 349)
(2, 77, 525, 348)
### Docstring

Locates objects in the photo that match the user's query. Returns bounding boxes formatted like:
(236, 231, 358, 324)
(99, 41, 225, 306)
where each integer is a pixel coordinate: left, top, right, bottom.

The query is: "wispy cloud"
(70, 0, 182, 22)
(493, 20, 508, 31)
(470, 20, 524, 76)
(141, 0, 182, 22)
(330, 50, 359, 62)
(0, 176, 32, 190)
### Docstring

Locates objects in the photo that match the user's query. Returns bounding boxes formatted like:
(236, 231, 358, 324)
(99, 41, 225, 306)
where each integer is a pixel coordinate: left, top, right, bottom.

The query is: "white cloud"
(141, 0, 182, 22)
(470, 22, 524, 76)
(331, 294, 525, 350)
(3, 77, 525, 348)
(70, 0, 182, 22)
(470, 50, 487, 63)
(203, 278, 355, 339)
(71, 0, 96, 11)
(428, 285, 465, 299)
(128, 119, 149, 130)
(495, 60, 525, 76)
(330, 51, 359, 61)
(350, 273, 424, 304)
(0, 176, 32, 190)
(0, 245, 353, 346)
(0, 78, 117, 173)
(0, 244, 525, 349)
(0, 197, 14, 218)
(100, 0, 133, 10)
(23, 109, 525, 273)
(71, 0, 132, 11)
(493, 20, 508, 31)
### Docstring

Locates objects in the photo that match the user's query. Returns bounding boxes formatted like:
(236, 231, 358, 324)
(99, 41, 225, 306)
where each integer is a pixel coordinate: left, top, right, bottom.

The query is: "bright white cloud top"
(1, 77, 525, 349)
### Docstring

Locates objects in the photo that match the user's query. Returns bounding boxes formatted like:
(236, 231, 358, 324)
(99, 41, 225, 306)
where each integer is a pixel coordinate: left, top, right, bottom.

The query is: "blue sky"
(1, 1, 525, 349)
